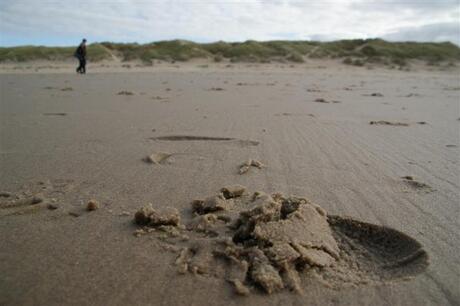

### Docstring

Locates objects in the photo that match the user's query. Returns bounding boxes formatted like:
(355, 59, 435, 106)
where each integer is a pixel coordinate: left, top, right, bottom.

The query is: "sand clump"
(86, 200, 99, 211)
(313, 98, 340, 104)
(314, 98, 329, 103)
(135, 204, 180, 227)
(143, 152, 173, 165)
(132, 186, 428, 295)
(239, 159, 264, 174)
(47, 203, 58, 210)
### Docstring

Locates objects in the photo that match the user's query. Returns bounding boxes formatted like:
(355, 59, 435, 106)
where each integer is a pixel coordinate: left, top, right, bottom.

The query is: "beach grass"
(1, 39, 459, 64)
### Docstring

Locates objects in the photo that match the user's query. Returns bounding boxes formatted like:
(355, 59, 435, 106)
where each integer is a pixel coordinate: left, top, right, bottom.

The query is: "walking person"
(74, 39, 87, 74)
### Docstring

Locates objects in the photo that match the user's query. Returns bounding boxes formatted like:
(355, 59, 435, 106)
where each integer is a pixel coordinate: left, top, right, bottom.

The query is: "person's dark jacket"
(74, 44, 87, 59)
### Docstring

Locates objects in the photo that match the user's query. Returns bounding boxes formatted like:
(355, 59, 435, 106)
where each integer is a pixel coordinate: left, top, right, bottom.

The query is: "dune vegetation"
(1, 39, 459, 66)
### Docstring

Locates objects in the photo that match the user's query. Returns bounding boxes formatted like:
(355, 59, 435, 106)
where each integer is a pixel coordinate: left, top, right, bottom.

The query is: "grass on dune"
(0, 43, 112, 62)
(1, 39, 459, 65)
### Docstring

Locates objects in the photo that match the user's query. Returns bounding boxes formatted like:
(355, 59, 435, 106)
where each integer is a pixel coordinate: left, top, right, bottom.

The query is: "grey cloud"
(0, 0, 459, 46)
(383, 22, 460, 45)
(350, 0, 459, 14)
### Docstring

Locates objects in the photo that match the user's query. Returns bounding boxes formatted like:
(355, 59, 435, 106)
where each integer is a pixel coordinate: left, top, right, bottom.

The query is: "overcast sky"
(0, 0, 459, 46)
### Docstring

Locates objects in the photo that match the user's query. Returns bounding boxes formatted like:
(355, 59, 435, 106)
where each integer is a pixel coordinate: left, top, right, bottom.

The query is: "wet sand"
(0, 62, 459, 305)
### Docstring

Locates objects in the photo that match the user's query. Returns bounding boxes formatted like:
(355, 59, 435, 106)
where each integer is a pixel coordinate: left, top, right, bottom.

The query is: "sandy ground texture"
(0, 61, 459, 306)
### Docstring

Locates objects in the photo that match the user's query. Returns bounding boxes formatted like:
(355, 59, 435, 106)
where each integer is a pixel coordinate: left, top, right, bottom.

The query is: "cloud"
(383, 22, 460, 45)
(0, 0, 459, 46)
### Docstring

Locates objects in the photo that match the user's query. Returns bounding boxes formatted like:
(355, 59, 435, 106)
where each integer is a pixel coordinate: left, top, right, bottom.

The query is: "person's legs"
(76, 57, 83, 73)
(81, 58, 86, 74)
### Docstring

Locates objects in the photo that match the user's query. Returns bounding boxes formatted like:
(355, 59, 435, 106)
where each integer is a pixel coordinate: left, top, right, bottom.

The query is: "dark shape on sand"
(370, 121, 409, 126)
(47, 203, 58, 210)
(150, 135, 259, 146)
(117, 91, 134, 95)
(401, 176, 434, 192)
(86, 199, 99, 211)
(0, 192, 11, 198)
(43, 113, 67, 116)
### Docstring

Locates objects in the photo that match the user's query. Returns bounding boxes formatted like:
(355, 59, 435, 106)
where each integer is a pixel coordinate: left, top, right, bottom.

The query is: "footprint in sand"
(132, 186, 428, 296)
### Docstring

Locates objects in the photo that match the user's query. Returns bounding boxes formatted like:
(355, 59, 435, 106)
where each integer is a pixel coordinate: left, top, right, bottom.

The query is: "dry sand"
(0, 61, 459, 305)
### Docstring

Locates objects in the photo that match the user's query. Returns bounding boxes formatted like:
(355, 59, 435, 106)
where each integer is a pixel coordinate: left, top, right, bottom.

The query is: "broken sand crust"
(133, 186, 428, 296)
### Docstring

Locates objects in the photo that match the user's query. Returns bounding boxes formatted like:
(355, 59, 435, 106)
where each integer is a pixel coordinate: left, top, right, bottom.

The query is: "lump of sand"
(134, 204, 180, 227)
(191, 194, 233, 215)
(188, 191, 339, 294)
(132, 186, 429, 296)
(239, 159, 264, 174)
(221, 185, 246, 199)
(143, 152, 173, 165)
(314, 98, 329, 103)
(86, 199, 99, 211)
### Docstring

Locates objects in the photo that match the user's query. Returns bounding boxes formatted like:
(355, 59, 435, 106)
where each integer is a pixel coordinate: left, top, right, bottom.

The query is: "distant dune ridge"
(1, 39, 459, 66)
